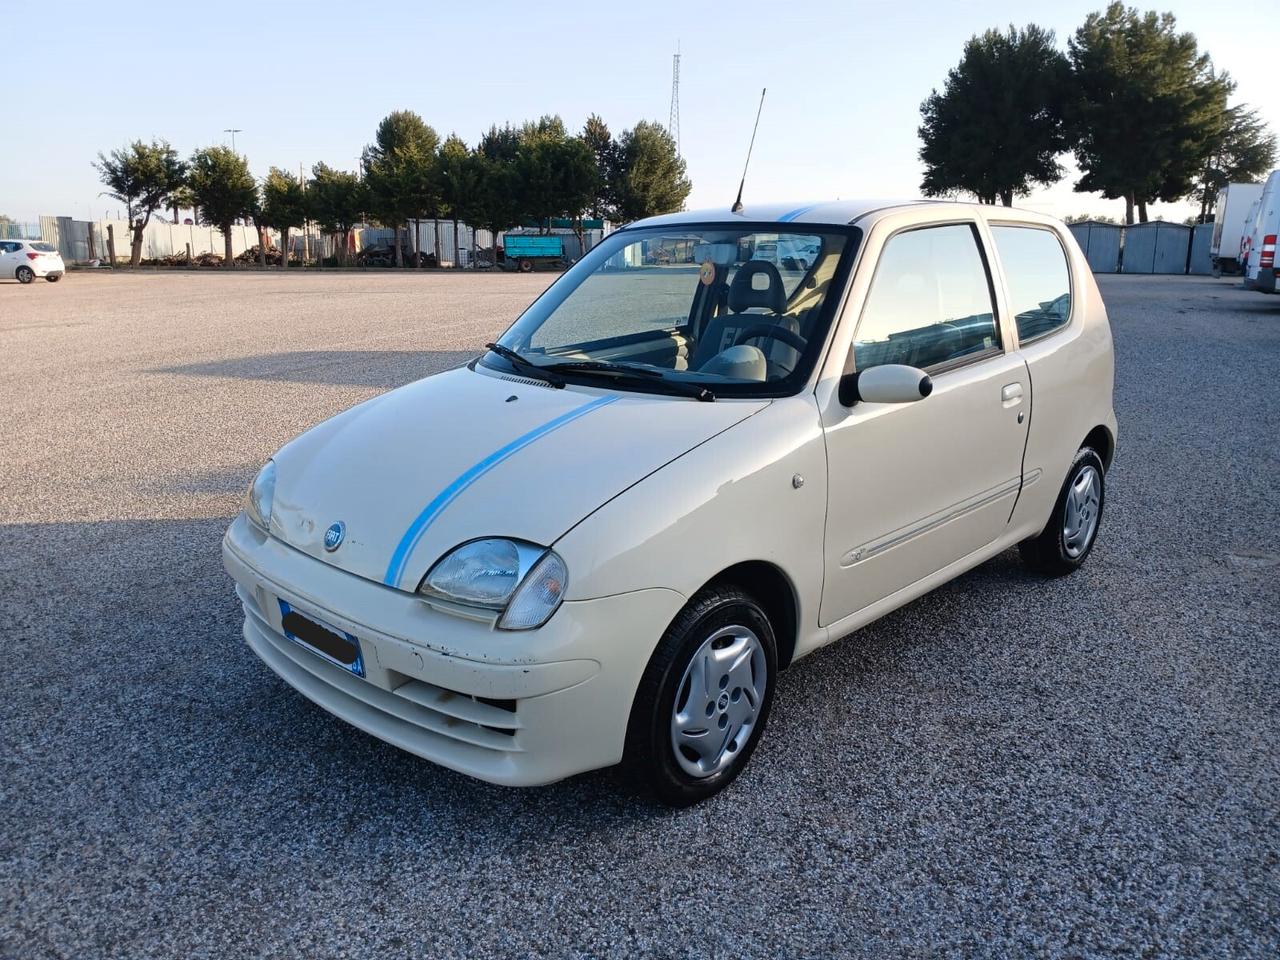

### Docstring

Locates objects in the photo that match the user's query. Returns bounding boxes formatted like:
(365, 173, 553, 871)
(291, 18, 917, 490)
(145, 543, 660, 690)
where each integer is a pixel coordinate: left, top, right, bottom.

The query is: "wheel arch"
(1083, 424, 1115, 469)
(702, 560, 799, 670)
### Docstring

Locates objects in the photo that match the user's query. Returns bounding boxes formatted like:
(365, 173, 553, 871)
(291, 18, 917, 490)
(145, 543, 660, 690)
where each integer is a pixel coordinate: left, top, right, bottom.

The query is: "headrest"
(728, 260, 785, 314)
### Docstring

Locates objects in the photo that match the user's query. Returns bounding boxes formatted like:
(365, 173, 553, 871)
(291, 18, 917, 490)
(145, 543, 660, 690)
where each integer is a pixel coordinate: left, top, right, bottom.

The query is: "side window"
(854, 224, 999, 372)
(990, 226, 1071, 342)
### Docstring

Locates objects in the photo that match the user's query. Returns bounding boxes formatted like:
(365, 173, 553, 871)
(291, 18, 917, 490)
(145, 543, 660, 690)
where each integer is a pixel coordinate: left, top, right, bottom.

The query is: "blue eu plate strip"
(383, 394, 619, 589)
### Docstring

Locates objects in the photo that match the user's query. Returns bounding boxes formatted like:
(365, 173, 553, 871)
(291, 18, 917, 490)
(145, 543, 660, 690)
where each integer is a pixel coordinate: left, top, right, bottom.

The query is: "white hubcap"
(1063, 464, 1101, 558)
(670, 625, 767, 779)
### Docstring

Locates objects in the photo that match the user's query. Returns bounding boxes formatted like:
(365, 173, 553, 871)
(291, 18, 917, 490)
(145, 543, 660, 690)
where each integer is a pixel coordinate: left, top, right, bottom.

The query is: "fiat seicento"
(223, 200, 1117, 805)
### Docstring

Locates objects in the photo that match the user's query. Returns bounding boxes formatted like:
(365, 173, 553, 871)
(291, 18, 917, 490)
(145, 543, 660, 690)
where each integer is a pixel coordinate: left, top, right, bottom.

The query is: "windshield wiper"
(543, 360, 715, 402)
(484, 342, 565, 388)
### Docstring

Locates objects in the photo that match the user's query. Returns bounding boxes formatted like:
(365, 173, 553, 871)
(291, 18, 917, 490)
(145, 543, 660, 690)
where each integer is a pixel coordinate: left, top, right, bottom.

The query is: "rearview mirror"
(839, 364, 933, 406)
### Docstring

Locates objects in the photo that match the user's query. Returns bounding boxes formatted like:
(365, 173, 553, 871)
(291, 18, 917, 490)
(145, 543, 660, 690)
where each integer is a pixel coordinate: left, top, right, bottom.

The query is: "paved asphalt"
(2, 270, 1277, 958)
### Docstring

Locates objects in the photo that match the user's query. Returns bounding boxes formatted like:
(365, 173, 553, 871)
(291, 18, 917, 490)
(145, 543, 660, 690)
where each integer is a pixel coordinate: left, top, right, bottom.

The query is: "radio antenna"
(732, 88, 766, 214)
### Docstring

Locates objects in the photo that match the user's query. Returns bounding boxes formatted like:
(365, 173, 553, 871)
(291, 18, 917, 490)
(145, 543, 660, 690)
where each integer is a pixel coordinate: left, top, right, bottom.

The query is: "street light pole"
(224, 128, 242, 152)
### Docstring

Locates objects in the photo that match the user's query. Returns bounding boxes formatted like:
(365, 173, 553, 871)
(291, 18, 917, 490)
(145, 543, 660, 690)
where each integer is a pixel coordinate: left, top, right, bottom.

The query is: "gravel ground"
(3, 270, 1278, 958)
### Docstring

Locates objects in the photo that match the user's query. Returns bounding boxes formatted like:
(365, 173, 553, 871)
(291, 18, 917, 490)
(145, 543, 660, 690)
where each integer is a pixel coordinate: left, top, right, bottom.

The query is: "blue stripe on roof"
(382, 394, 619, 589)
(778, 203, 823, 222)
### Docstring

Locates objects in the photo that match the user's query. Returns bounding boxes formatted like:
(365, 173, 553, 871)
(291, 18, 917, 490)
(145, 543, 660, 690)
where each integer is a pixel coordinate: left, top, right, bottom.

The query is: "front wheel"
(1020, 446, 1106, 576)
(624, 585, 776, 806)
(16, 266, 34, 284)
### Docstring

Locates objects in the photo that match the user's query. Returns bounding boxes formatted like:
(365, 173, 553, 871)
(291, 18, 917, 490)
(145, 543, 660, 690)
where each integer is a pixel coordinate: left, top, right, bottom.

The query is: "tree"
(1069, 3, 1233, 223)
(439, 134, 481, 268)
(187, 146, 257, 267)
(363, 110, 440, 267)
(612, 121, 691, 222)
(582, 114, 620, 220)
(512, 116, 599, 240)
(92, 139, 187, 266)
(1190, 105, 1277, 221)
(473, 124, 525, 256)
(307, 163, 365, 265)
(259, 168, 307, 268)
(918, 25, 1071, 206)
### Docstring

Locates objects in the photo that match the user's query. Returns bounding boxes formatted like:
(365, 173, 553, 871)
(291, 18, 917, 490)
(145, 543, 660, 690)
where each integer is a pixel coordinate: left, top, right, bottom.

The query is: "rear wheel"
(1020, 446, 1106, 576)
(16, 266, 34, 284)
(624, 585, 776, 806)
(46, 273, 61, 283)
(518, 258, 533, 273)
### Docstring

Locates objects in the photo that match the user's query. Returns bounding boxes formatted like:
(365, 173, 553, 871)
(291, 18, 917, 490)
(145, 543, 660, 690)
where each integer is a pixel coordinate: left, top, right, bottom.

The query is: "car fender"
(554, 394, 828, 648)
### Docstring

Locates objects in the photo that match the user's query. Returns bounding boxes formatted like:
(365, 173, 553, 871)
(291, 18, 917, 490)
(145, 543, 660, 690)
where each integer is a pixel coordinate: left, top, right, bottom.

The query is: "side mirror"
(839, 364, 933, 406)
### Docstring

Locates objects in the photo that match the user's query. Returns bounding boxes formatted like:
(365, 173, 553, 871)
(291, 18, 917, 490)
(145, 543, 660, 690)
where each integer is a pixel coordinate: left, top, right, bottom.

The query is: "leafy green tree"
(582, 114, 620, 220)
(439, 134, 481, 268)
(473, 124, 525, 256)
(1069, 3, 1233, 223)
(918, 25, 1071, 206)
(92, 139, 187, 266)
(612, 121, 690, 222)
(363, 110, 441, 267)
(187, 146, 257, 267)
(259, 167, 307, 268)
(1191, 105, 1277, 221)
(307, 163, 366, 264)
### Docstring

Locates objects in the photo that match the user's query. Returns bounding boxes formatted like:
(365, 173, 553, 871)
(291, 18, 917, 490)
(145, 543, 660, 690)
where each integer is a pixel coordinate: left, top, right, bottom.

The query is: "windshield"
(486, 224, 857, 398)
(30, 242, 57, 253)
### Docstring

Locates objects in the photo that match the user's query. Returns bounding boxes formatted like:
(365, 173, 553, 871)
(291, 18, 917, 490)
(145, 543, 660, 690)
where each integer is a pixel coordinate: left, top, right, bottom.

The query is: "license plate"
(277, 600, 365, 677)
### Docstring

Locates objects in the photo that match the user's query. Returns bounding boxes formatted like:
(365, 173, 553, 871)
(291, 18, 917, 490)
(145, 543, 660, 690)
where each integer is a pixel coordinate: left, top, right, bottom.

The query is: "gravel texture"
(2, 270, 1278, 958)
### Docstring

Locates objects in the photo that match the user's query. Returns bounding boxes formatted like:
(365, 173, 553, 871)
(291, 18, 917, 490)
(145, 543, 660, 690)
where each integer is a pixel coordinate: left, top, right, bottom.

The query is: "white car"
(224, 200, 1117, 805)
(0, 239, 65, 283)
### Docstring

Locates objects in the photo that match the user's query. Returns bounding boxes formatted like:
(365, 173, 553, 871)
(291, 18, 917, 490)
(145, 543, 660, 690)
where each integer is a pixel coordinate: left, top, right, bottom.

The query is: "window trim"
(489, 220, 863, 400)
(986, 221, 1076, 348)
(850, 219, 1005, 378)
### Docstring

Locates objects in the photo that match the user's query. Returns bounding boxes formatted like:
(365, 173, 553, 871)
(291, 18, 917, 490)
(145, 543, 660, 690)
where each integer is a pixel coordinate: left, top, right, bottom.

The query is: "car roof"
(629, 199, 933, 229)
(625, 199, 1064, 231)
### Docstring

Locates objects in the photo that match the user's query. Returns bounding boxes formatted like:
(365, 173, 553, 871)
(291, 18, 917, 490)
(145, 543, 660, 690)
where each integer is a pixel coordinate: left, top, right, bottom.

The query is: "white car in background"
(1, 240, 65, 283)
(224, 200, 1117, 805)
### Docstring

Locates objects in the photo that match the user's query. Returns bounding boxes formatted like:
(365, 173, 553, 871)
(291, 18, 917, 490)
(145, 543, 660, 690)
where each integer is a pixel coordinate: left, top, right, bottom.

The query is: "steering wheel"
(734, 323, 807, 354)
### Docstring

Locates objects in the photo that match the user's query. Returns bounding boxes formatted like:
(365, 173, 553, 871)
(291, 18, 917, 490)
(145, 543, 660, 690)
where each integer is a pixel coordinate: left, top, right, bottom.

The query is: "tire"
(1020, 446, 1106, 576)
(518, 258, 533, 273)
(46, 273, 61, 283)
(623, 585, 777, 806)
(16, 266, 34, 284)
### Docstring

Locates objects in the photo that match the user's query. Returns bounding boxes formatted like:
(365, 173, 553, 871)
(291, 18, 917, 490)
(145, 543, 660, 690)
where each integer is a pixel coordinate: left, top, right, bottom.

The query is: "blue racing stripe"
(382, 394, 619, 588)
(779, 203, 822, 223)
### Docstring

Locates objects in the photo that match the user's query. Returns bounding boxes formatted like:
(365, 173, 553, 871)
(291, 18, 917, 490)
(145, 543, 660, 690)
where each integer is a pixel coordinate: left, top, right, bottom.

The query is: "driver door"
(819, 221, 1028, 626)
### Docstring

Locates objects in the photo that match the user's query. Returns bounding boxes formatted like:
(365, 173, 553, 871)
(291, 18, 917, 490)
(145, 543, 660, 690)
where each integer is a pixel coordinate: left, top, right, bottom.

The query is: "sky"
(4, 0, 1275, 226)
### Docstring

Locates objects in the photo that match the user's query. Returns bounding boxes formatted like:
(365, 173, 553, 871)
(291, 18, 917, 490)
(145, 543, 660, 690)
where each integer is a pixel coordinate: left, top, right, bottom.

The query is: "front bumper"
(222, 514, 683, 786)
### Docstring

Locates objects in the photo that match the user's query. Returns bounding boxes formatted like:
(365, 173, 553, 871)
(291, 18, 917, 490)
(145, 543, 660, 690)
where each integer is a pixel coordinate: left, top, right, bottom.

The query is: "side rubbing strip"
(383, 394, 619, 589)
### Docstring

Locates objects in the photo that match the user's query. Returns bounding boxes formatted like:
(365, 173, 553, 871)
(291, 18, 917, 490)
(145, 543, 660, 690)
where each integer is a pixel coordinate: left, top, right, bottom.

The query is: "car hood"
(269, 365, 767, 590)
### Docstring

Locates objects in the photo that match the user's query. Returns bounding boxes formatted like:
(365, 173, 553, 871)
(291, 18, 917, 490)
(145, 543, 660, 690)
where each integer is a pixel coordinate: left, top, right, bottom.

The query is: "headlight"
(245, 460, 276, 531)
(417, 538, 568, 630)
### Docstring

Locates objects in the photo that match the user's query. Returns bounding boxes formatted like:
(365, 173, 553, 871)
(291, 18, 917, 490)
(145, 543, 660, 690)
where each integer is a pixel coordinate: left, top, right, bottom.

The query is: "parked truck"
(502, 234, 565, 272)
(1210, 182, 1264, 275)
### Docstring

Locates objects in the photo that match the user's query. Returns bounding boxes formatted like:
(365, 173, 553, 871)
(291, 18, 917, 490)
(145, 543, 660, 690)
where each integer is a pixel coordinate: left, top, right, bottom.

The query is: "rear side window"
(854, 223, 999, 372)
(29, 242, 58, 253)
(990, 226, 1071, 342)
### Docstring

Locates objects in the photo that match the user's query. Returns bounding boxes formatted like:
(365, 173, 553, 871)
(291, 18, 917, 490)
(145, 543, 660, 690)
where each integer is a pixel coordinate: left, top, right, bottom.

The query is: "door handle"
(1001, 382, 1023, 403)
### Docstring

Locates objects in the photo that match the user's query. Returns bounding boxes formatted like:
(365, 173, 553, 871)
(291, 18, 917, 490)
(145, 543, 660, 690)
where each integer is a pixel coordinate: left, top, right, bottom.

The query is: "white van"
(1211, 182, 1263, 274)
(1243, 170, 1280, 294)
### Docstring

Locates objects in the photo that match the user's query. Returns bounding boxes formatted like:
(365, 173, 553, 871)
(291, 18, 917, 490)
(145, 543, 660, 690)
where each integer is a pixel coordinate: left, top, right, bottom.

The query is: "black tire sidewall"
(633, 589, 777, 806)
(1048, 447, 1106, 569)
(16, 267, 34, 284)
